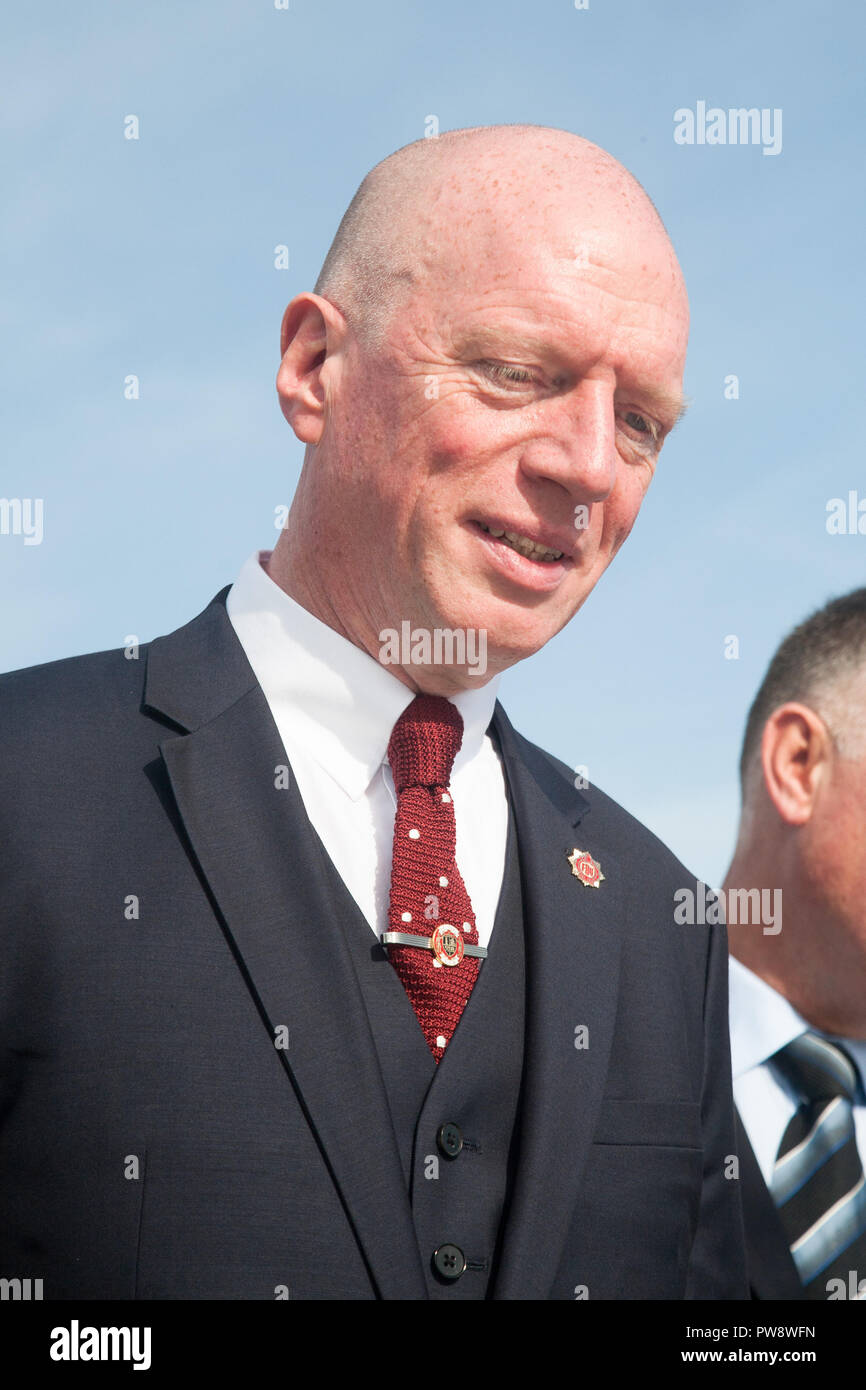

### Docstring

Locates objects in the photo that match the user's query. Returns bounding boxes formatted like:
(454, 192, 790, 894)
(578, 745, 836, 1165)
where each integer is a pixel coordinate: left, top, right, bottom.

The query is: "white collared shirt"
(226, 550, 509, 946)
(729, 955, 866, 1183)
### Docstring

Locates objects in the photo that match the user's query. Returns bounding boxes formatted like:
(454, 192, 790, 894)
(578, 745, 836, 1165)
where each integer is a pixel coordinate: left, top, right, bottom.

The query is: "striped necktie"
(768, 1031, 866, 1298)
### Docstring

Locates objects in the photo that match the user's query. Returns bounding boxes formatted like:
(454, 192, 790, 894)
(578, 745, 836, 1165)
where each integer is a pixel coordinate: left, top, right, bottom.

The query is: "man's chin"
(467, 582, 586, 646)
(429, 604, 567, 677)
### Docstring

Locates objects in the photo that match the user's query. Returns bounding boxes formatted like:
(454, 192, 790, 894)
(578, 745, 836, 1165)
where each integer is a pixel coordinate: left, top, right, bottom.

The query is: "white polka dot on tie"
(436, 1035, 447, 1049)
(401, 911, 412, 923)
(408, 828, 420, 840)
(441, 793, 451, 803)
(463, 922, 471, 931)
(439, 876, 448, 887)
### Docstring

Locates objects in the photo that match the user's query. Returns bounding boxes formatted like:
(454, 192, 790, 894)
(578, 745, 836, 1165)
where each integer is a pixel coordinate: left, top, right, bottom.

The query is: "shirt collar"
(729, 954, 866, 1099)
(226, 550, 501, 801)
(728, 955, 809, 1080)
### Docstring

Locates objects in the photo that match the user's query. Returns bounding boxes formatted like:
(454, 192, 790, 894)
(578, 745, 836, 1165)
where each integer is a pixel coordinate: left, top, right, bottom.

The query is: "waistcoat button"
(437, 1122, 464, 1158)
(432, 1244, 466, 1281)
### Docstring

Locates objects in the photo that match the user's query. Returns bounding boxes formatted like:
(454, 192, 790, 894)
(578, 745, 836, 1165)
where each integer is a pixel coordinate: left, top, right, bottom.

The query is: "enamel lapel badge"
(567, 848, 605, 888)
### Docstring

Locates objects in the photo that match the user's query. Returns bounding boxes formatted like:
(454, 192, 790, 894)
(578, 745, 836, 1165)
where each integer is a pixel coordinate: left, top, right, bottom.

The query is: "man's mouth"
(477, 522, 565, 563)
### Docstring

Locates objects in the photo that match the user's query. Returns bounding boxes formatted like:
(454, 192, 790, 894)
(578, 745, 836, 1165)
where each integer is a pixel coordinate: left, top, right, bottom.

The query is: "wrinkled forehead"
(392, 195, 688, 366)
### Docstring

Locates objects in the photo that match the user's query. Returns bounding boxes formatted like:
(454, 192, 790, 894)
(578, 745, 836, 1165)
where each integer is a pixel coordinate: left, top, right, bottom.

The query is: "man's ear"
(760, 702, 831, 826)
(276, 293, 346, 443)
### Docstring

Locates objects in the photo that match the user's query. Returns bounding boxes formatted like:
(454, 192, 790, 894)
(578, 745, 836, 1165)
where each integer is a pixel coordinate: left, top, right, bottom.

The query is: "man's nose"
(517, 379, 617, 502)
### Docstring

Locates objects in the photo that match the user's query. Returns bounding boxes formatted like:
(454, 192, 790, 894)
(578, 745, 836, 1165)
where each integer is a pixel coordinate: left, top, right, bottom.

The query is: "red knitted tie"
(386, 695, 482, 1063)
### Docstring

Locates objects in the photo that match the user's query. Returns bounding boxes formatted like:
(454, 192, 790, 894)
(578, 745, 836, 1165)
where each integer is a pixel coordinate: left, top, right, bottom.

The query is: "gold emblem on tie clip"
(430, 923, 464, 966)
(567, 848, 605, 888)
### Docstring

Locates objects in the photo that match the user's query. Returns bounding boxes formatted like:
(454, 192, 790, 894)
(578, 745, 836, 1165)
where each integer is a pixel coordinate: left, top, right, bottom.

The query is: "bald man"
(0, 125, 747, 1300)
(725, 589, 866, 1299)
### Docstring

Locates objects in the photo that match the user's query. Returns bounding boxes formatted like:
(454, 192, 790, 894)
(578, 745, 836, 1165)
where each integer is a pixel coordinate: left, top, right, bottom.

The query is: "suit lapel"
(490, 703, 624, 1299)
(144, 592, 428, 1300)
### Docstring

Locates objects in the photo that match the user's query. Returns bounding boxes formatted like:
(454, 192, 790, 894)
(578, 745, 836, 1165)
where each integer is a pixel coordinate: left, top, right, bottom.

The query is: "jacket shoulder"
(0, 586, 233, 743)
(508, 722, 696, 888)
(0, 645, 148, 742)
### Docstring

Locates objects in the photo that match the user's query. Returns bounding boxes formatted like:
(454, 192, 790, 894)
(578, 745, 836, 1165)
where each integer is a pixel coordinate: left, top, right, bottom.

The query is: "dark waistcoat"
(333, 803, 526, 1299)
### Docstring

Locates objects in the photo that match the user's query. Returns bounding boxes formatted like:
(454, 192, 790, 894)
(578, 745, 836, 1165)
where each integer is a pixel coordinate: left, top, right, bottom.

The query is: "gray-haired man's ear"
(760, 702, 832, 827)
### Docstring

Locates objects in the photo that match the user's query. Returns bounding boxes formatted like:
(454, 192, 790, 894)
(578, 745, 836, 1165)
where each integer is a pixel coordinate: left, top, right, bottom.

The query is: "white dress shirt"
(729, 954, 866, 1184)
(226, 550, 509, 947)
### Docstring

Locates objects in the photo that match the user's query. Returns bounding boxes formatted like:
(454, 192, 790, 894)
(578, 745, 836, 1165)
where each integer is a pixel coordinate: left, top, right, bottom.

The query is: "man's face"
(314, 200, 689, 678)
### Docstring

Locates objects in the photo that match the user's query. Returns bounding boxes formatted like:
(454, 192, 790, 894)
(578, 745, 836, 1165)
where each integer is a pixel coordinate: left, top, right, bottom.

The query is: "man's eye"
(624, 410, 650, 433)
(623, 411, 661, 447)
(479, 360, 533, 385)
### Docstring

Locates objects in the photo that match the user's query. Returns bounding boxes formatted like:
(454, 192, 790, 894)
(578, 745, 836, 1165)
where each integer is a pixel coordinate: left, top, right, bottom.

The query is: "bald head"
(314, 124, 678, 347)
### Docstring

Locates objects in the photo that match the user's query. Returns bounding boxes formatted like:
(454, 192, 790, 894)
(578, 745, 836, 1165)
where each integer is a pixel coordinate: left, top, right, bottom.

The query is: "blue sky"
(2, 0, 864, 887)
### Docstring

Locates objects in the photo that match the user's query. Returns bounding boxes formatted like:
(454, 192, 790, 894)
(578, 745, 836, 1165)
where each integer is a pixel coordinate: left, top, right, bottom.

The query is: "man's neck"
(724, 850, 866, 1040)
(266, 532, 502, 697)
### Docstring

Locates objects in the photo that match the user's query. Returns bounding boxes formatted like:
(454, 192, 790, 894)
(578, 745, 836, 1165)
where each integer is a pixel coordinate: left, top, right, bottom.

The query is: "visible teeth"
(481, 523, 562, 561)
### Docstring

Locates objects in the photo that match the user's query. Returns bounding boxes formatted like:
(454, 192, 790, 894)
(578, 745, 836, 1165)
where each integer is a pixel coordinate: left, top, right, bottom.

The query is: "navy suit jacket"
(0, 588, 748, 1299)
